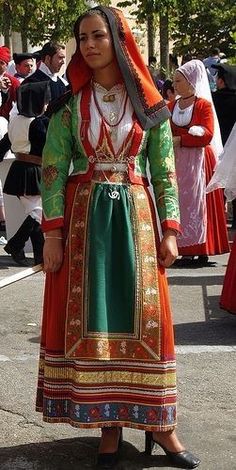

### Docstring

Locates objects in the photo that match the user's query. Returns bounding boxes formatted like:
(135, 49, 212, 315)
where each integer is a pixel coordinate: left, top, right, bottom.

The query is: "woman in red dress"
(207, 123, 236, 313)
(168, 59, 229, 266)
(36, 7, 200, 469)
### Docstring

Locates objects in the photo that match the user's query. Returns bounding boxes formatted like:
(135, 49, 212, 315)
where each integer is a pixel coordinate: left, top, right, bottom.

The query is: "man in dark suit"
(212, 64, 236, 145)
(23, 41, 67, 101)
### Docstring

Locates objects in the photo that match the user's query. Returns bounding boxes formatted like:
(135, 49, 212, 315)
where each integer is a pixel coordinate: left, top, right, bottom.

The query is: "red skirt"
(179, 147, 229, 256)
(36, 177, 177, 431)
(220, 235, 236, 314)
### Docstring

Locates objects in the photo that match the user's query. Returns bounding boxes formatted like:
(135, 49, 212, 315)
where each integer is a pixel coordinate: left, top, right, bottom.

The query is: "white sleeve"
(9, 102, 18, 121)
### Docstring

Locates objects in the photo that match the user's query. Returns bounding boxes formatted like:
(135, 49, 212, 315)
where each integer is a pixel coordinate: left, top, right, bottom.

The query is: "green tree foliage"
(117, 0, 236, 63)
(117, 0, 177, 74)
(173, 0, 236, 58)
(0, 0, 110, 50)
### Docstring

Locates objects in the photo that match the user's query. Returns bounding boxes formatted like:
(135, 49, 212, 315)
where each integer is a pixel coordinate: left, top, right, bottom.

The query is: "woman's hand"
(43, 230, 64, 273)
(158, 229, 178, 268)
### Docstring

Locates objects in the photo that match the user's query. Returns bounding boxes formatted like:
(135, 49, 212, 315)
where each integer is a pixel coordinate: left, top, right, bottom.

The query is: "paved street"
(0, 237, 235, 470)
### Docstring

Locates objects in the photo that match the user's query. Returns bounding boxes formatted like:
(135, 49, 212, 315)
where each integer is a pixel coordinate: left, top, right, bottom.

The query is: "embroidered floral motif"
(40, 397, 177, 429)
(42, 165, 59, 189)
(61, 109, 71, 128)
(167, 171, 178, 185)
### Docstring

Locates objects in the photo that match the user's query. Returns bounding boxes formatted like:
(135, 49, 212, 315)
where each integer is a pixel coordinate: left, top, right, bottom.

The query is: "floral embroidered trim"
(61, 109, 71, 128)
(42, 165, 59, 189)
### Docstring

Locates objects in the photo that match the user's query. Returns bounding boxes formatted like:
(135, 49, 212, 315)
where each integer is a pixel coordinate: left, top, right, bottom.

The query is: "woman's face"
(79, 14, 114, 70)
(173, 71, 194, 97)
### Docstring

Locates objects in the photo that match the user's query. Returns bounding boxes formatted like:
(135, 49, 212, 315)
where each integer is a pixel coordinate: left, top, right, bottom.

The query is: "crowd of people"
(0, 41, 67, 264)
(149, 49, 236, 278)
(0, 5, 235, 469)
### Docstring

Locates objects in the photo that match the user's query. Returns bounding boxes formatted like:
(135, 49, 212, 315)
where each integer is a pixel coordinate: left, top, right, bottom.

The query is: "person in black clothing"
(23, 41, 67, 101)
(212, 63, 236, 228)
(161, 79, 175, 103)
(2, 81, 51, 266)
(212, 64, 236, 145)
(13, 52, 34, 83)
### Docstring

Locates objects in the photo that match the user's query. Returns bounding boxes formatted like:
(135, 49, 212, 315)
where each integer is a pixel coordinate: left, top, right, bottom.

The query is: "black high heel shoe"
(145, 431, 200, 469)
(97, 427, 123, 469)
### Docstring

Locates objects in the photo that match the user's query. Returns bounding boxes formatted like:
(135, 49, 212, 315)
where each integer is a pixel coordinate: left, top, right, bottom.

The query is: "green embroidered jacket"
(41, 95, 180, 233)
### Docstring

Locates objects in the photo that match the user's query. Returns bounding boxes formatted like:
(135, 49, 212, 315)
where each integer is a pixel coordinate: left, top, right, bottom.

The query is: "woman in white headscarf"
(207, 123, 236, 313)
(168, 59, 229, 265)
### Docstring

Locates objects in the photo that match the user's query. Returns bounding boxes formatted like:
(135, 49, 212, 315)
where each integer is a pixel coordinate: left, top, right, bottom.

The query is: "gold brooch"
(102, 94, 116, 102)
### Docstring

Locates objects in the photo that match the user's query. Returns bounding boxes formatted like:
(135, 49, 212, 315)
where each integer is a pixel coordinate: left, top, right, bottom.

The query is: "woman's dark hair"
(149, 56, 157, 66)
(181, 53, 192, 65)
(74, 9, 109, 44)
(161, 79, 174, 100)
(216, 67, 225, 82)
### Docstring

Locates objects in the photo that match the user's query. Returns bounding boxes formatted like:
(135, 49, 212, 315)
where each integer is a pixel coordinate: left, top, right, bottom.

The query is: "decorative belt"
(16, 153, 42, 166)
(94, 162, 128, 172)
(91, 162, 129, 184)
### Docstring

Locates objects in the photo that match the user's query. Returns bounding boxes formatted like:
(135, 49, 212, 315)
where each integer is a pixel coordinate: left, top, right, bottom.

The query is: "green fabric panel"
(87, 184, 135, 334)
(147, 120, 180, 223)
(41, 96, 89, 221)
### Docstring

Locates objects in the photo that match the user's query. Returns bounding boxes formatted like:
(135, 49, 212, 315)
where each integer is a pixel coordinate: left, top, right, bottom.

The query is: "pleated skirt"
(36, 177, 177, 431)
(3, 161, 41, 196)
(179, 147, 229, 256)
(220, 234, 236, 314)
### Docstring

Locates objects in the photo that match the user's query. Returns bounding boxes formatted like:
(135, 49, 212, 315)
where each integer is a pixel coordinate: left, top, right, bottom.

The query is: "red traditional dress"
(220, 234, 236, 313)
(0, 73, 20, 120)
(207, 123, 236, 313)
(168, 97, 229, 255)
(36, 6, 182, 431)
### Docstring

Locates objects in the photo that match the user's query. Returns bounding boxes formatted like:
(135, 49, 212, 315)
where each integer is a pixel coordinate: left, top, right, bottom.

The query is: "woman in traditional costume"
(37, 7, 200, 469)
(207, 122, 236, 314)
(168, 59, 229, 266)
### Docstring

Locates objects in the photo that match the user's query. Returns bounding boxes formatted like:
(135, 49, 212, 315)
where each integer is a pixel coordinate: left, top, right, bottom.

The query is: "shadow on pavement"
(28, 336, 40, 344)
(174, 318, 236, 346)
(0, 254, 34, 268)
(0, 436, 180, 469)
(170, 261, 221, 269)
(169, 274, 225, 322)
(168, 274, 224, 286)
(169, 273, 236, 346)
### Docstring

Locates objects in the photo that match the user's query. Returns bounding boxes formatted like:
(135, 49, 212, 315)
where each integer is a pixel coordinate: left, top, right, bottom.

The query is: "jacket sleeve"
(147, 119, 181, 234)
(0, 133, 11, 162)
(41, 104, 73, 231)
(180, 100, 214, 147)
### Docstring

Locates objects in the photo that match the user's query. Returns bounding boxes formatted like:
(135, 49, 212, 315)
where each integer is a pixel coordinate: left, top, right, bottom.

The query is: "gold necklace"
(102, 94, 116, 103)
(92, 84, 128, 128)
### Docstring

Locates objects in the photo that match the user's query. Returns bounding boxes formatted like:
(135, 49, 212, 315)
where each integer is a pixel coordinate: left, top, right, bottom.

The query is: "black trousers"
(7, 215, 44, 264)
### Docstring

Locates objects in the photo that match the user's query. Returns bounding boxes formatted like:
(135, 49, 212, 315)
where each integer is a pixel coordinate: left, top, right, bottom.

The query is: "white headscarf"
(207, 122, 236, 201)
(177, 59, 223, 158)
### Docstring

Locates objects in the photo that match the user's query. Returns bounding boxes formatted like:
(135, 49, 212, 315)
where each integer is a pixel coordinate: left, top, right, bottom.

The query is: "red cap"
(0, 46, 11, 64)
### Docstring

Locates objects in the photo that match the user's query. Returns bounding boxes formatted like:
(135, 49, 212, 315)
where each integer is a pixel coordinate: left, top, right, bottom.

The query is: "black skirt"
(3, 161, 41, 196)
